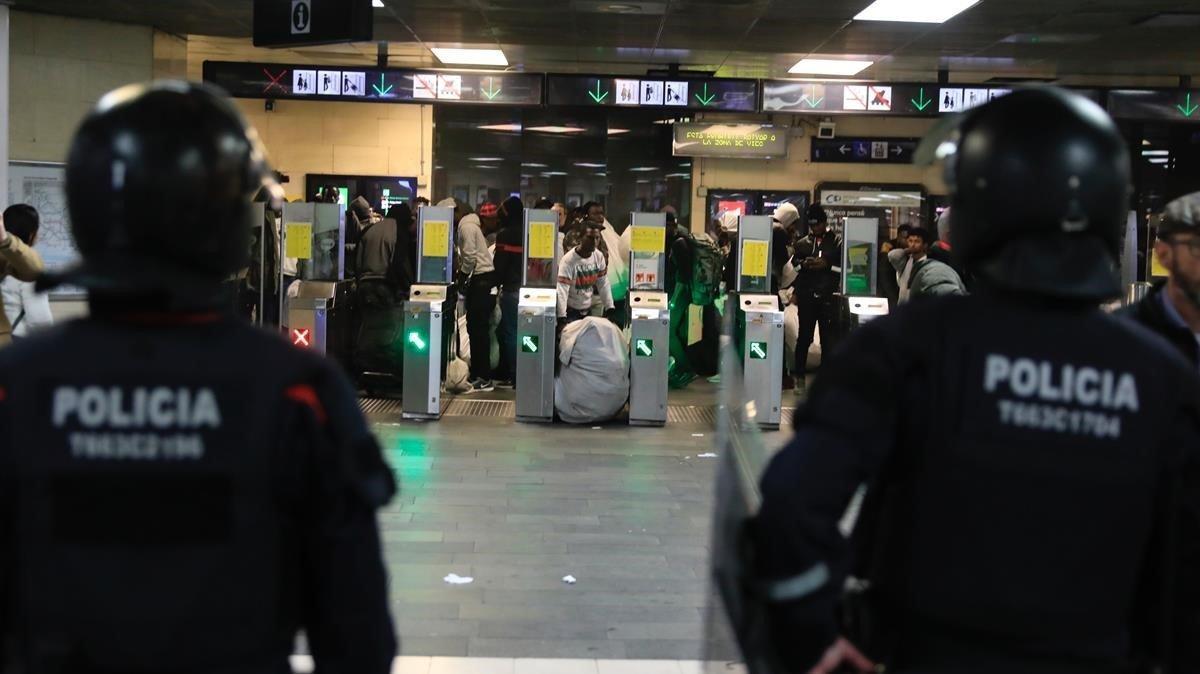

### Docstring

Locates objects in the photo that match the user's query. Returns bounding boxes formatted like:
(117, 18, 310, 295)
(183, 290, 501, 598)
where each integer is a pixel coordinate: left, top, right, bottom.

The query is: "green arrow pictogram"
(407, 331, 427, 351)
(372, 73, 394, 96)
(588, 80, 610, 103)
(1178, 92, 1199, 117)
(910, 87, 932, 111)
(482, 77, 502, 100)
(801, 85, 824, 108)
(635, 339, 653, 357)
(522, 335, 539, 353)
(695, 83, 716, 106)
(749, 342, 767, 359)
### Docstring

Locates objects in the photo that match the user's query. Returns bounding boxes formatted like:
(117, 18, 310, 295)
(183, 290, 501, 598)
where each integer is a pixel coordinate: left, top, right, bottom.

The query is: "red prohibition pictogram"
(292, 328, 311, 347)
(263, 68, 289, 94)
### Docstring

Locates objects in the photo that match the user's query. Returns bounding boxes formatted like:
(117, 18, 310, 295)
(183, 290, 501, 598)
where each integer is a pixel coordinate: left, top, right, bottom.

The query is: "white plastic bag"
(554, 317, 630, 423)
(445, 303, 472, 393)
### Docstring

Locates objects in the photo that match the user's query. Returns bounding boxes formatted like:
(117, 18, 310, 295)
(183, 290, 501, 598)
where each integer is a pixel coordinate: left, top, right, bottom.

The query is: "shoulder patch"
(285, 384, 328, 424)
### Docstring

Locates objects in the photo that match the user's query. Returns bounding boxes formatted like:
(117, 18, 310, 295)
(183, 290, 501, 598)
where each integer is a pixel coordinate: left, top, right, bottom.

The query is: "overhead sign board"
(763, 80, 1013, 116)
(1108, 89, 1200, 123)
(672, 123, 788, 158)
(204, 61, 543, 106)
(810, 137, 918, 164)
(548, 75, 758, 112)
(253, 0, 371, 47)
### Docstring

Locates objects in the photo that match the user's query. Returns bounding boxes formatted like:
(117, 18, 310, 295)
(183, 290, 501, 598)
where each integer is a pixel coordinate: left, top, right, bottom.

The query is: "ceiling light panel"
(788, 58, 874, 76)
(430, 48, 508, 66)
(854, 0, 980, 23)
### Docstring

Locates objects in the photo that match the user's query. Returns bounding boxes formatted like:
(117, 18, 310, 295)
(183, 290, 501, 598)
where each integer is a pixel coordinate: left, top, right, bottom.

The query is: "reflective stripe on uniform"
(764, 562, 830, 602)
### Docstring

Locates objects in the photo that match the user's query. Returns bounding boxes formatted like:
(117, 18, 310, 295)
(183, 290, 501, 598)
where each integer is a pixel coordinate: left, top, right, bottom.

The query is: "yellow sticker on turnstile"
(529, 221, 555, 259)
(423, 220, 450, 258)
(1151, 248, 1169, 278)
(741, 240, 768, 278)
(284, 222, 312, 259)
(631, 226, 665, 254)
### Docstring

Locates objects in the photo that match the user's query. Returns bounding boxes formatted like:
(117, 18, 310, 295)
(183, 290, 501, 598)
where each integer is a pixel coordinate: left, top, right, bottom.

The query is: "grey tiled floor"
(370, 383, 788, 660)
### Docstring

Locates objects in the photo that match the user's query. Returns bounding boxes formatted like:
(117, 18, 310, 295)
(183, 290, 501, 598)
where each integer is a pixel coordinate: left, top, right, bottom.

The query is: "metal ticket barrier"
(403, 205, 454, 420)
(516, 209, 560, 423)
(837, 216, 887, 334)
(735, 214, 782, 429)
(628, 212, 669, 426)
(282, 202, 353, 364)
(286, 280, 353, 355)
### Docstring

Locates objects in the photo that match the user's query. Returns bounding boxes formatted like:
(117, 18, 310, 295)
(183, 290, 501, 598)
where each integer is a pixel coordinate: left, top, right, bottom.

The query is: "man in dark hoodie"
(491, 196, 525, 388)
(353, 202, 410, 384)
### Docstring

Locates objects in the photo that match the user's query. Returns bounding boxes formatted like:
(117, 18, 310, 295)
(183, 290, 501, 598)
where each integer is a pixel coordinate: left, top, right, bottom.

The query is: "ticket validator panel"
(628, 212, 669, 426)
(403, 205, 454, 420)
(735, 215, 782, 429)
(516, 209, 560, 423)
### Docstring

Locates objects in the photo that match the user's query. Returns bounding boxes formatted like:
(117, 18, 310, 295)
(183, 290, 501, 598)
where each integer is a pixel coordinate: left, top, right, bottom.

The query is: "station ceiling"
(15, 0, 1200, 82)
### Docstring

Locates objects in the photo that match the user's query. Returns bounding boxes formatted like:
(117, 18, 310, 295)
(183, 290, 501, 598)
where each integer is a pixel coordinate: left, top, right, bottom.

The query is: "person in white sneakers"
(557, 220, 615, 328)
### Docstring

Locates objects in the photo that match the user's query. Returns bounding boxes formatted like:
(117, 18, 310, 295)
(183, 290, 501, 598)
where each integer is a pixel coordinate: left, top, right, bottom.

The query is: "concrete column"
(0, 5, 10, 197)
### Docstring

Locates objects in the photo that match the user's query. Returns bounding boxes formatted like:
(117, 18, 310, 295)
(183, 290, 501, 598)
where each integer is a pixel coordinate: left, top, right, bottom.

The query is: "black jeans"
(465, 273, 497, 380)
(794, 291, 841, 374)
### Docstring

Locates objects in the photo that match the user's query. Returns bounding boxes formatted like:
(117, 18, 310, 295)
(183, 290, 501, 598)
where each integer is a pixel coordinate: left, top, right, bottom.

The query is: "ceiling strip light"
(854, 0, 981, 23)
(788, 58, 874, 76)
(430, 47, 508, 66)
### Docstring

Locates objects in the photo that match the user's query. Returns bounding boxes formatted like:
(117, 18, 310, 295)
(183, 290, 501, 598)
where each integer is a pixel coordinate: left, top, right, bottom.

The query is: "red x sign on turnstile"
(292, 328, 311, 348)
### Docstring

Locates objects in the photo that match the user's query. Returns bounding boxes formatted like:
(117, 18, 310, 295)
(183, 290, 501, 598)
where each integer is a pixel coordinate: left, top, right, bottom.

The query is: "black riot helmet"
(946, 87, 1130, 301)
(41, 81, 269, 299)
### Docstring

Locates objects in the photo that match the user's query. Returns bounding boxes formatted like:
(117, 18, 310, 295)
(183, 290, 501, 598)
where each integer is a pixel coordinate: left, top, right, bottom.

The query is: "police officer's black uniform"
(751, 88, 1200, 674)
(0, 83, 397, 673)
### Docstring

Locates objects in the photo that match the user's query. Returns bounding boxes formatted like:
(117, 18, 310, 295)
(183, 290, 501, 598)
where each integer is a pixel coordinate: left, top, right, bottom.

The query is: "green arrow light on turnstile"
(521, 335, 539, 353)
(635, 338, 654, 357)
(749, 341, 768, 359)
(407, 331, 427, 351)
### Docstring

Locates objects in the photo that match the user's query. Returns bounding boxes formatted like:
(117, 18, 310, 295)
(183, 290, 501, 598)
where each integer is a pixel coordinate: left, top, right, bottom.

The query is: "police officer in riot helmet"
(750, 87, 1200, 673)
(0, 82, 397, 672)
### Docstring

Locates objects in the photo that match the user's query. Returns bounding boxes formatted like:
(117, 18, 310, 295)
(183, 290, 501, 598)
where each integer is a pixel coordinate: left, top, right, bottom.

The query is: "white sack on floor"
(783, 303, 823, 372)
(555, 317, 630, 424)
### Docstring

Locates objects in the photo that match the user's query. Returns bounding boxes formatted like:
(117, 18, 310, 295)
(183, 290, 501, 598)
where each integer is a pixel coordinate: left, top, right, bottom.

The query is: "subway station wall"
(229, 98, 433, 202)
(689, 115, 947, 232)
(10, 11, 154, 162)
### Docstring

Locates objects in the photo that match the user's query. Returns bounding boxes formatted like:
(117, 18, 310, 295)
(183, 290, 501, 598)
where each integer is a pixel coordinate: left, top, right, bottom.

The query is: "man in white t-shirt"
(557, 220, 614, 326)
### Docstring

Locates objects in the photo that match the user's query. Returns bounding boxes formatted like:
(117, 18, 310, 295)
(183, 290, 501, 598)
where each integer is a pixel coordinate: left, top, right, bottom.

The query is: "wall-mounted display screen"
(205, 61, 543, 106)
(672, 123, 788, 158)
(547, 75, 758, 112)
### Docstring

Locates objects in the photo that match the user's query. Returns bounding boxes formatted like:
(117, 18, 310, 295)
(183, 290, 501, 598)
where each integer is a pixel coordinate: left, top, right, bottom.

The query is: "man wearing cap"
(789, 204, 842, 392)
(0, 212, 44, 345)
(1122, 192, 1200, 371)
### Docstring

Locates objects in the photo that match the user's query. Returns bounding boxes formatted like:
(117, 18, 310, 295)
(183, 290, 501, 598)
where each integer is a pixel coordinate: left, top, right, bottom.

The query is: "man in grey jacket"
(455, 201, 497, 392)
(888, 225, 967, 300)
